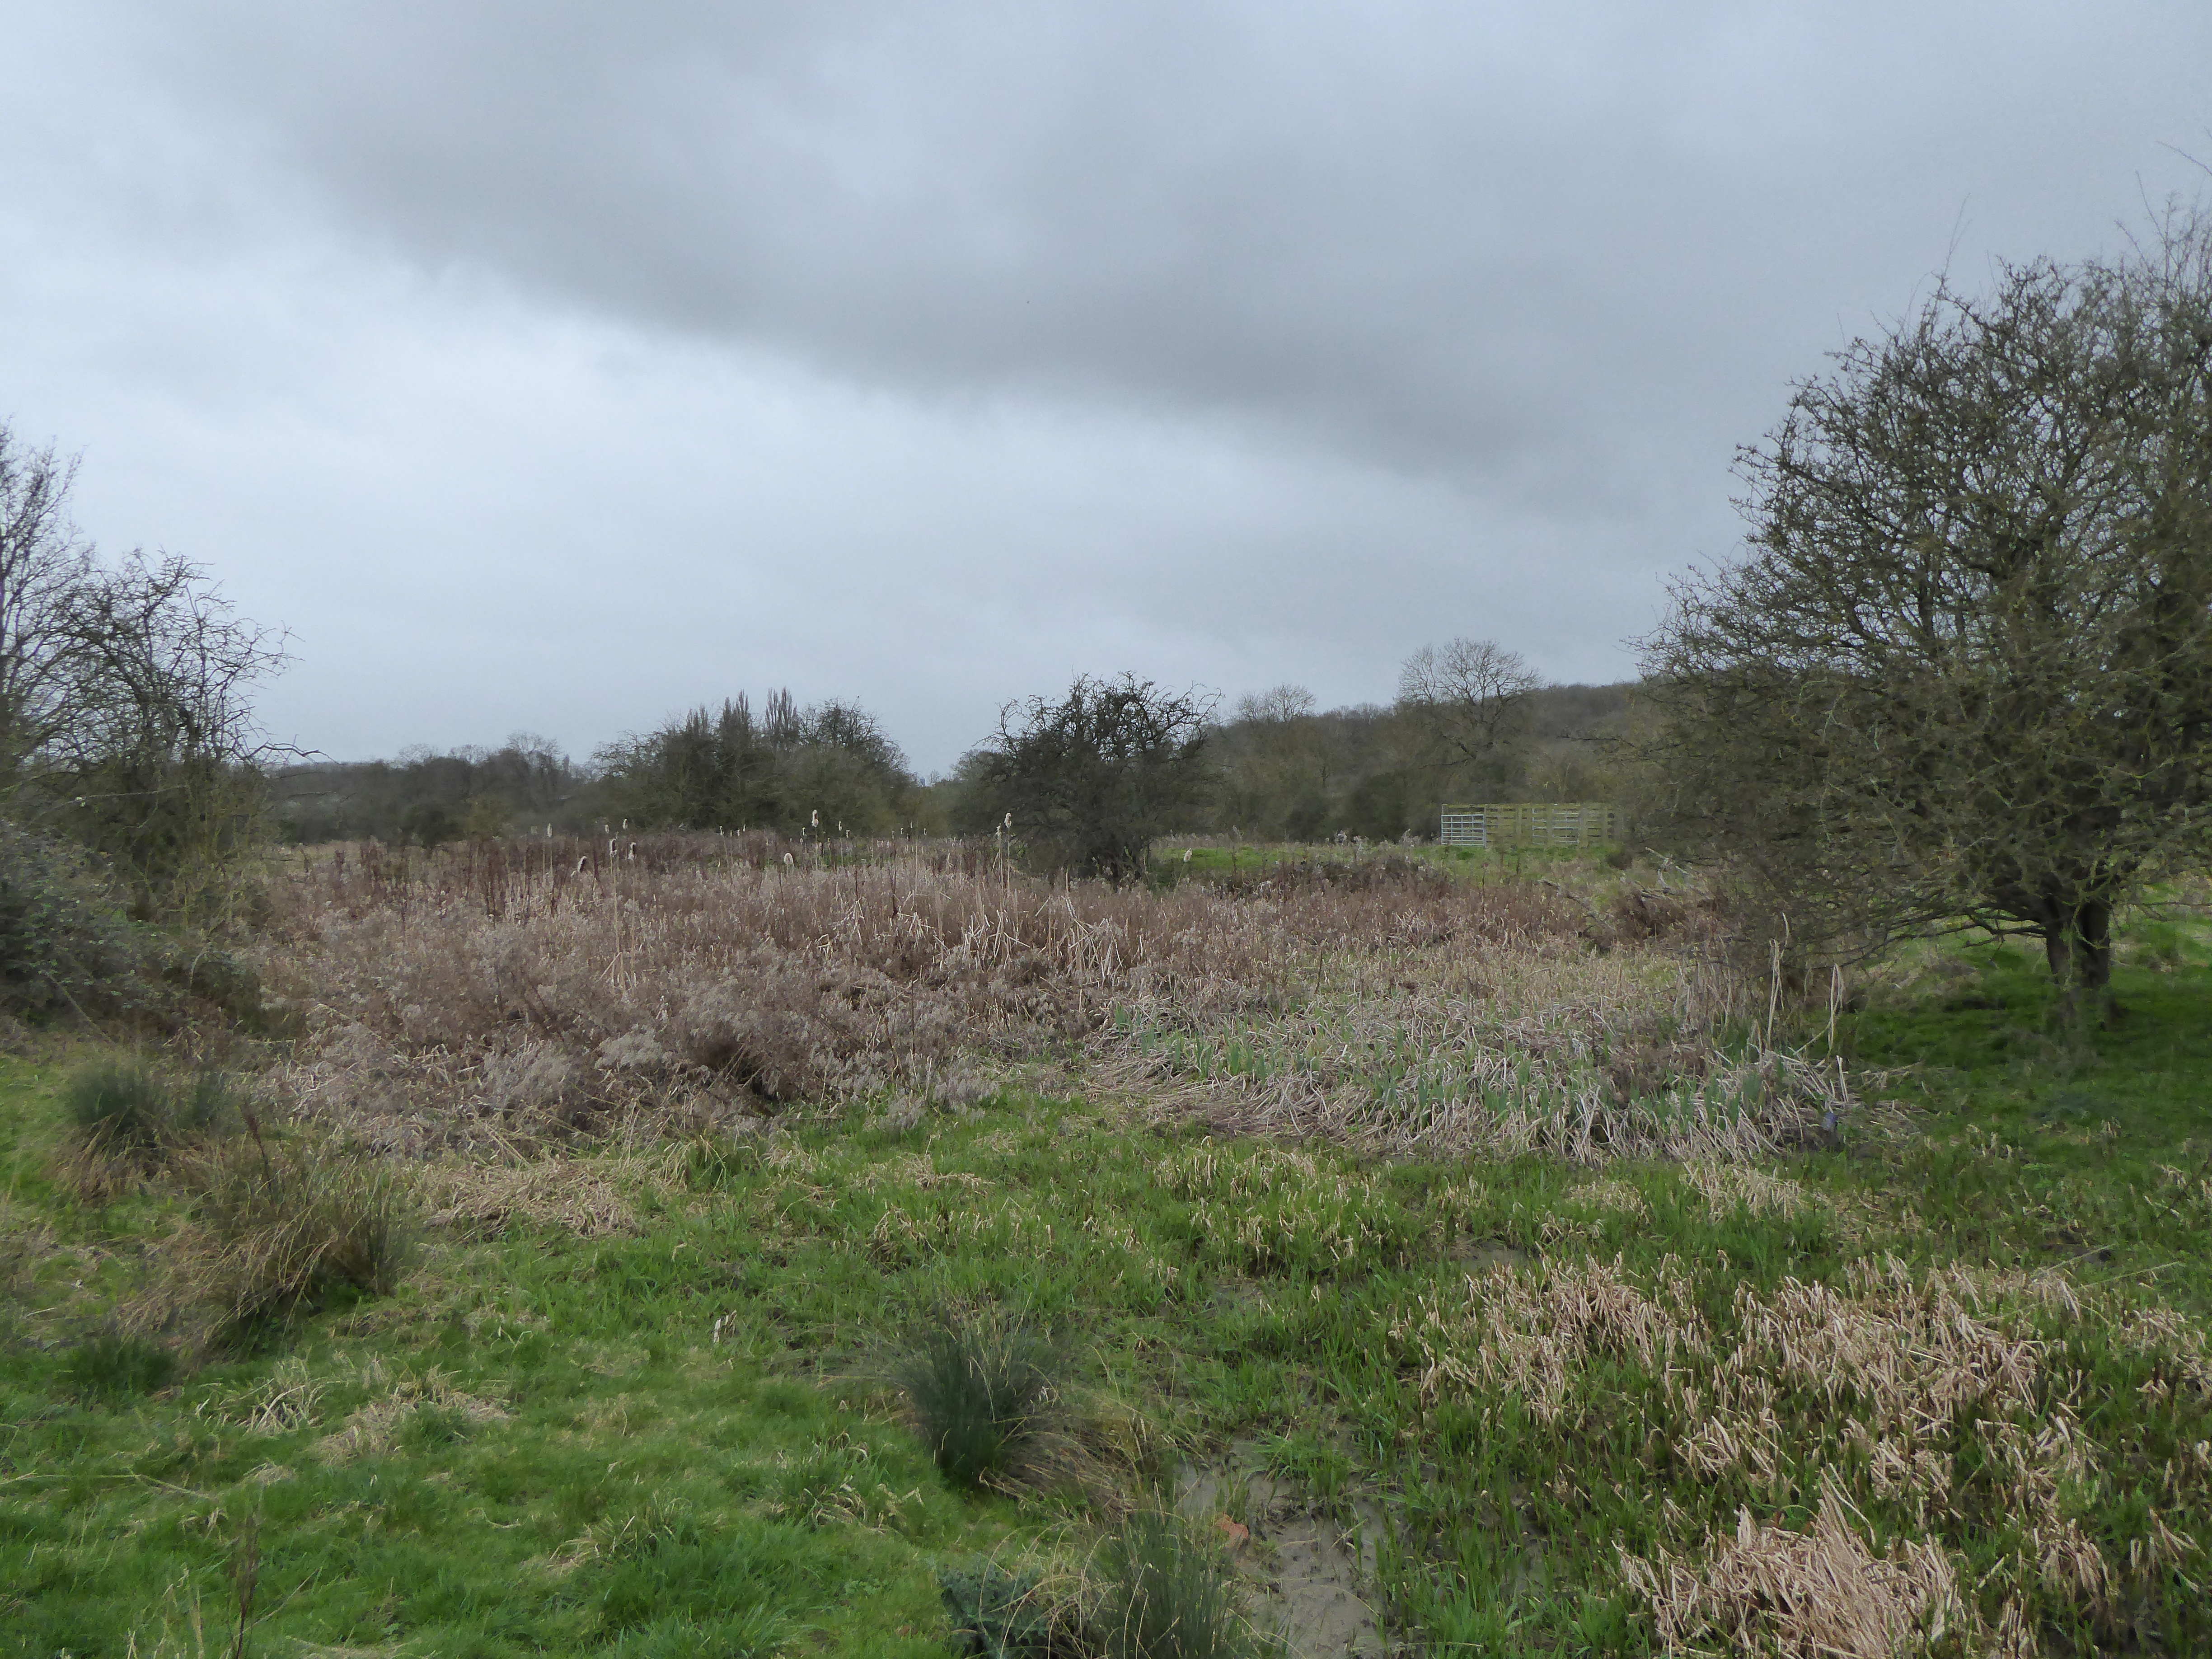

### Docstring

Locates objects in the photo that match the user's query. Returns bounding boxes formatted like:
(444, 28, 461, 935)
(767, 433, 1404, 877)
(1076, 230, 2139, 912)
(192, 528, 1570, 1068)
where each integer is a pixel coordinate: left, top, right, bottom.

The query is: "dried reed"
(259, 836, 1837, 1167)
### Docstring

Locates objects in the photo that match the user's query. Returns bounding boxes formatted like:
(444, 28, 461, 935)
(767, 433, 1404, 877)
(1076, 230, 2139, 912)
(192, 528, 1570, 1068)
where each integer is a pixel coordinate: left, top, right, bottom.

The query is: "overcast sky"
(2, 4, 2207, 773)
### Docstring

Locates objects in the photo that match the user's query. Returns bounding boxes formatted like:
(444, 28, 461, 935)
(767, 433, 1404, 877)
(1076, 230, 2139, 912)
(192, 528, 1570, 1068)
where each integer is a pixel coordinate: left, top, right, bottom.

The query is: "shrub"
(967, 674, 1214, 884)
(181, 1136, 416, 1331)
(889, 1306, 1066, 1491)
(62, 1326, 178, 1402)
(1092, 1509, 1279, 1659)
(399, 801, 462, 849)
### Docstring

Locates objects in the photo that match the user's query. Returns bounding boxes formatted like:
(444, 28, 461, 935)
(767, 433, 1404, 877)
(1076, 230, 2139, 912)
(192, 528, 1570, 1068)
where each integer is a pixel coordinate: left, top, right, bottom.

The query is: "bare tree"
(1395, 637, 1541, 782)
(0, 430, 96, 772)
(0, 425, 289, 918)
(1233, 684, 1317, 725)
(1643, 211, 2212, 1021)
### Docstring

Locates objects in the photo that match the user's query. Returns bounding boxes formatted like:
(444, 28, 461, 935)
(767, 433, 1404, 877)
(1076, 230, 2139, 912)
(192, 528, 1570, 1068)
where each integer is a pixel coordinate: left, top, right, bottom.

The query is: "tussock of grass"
(173, 1135, 416, 1331)
(1091, 1508, 1281, 1659)
(891, 1306, 1069, 1492)
(65, 1057, 176, 1155)
(59, 1057, 239, 1194)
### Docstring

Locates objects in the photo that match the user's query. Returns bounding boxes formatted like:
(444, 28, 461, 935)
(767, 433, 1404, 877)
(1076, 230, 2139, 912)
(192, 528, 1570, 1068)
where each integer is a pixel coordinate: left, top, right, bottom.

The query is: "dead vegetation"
(1397, 1251, 2211, 1655)
(255, 835, 1849, 1164)
(1622, 1484, 1970, 1659)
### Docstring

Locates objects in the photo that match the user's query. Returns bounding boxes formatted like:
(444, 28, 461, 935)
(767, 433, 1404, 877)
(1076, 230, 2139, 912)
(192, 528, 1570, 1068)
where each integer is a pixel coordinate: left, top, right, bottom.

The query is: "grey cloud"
(6, 3, 2211, 769)
(136, 2, 2212, 501)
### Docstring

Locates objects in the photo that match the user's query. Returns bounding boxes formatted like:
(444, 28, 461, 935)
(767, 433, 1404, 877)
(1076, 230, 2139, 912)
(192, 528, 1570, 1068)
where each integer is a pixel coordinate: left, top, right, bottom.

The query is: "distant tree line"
(270, 655, 1637, 855)
(1198, 666, 1636, 844)
(271, 736, 584, 846)
(272, 693, 929, 846)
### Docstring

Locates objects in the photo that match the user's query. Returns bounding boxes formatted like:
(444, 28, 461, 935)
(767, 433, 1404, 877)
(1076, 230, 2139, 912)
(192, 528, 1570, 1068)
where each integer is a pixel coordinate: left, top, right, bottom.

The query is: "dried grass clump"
(314, 1364, 508, 1462)
(170, 1135, 417, 1331)
(197, 1354, 328, 1432)
(1621, 1484, 1967, 1659)
(1681, 1160, 1808, 1218)
(1574, 1177, 1652, 1218)
(1397, 1254, 1710, 1423)
(415, 1153, 647, 1239)
(1404, 1253, 2212, 1645)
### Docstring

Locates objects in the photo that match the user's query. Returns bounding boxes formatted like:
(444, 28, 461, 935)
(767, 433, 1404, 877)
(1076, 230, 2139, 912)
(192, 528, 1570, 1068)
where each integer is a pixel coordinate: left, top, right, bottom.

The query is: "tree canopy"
(1395, 637, 1541, 789)
(0, 425, 287, 919)
(1644, 213, 2212, 1017)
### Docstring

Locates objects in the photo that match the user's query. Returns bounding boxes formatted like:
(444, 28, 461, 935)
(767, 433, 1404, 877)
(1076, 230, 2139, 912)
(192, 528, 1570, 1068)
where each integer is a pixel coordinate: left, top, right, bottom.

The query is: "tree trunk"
(2043, 893, 2115, 1026)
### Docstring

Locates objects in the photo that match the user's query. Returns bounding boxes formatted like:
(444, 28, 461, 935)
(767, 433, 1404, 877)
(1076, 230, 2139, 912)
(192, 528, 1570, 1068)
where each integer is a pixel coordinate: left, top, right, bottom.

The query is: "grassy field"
(5, 845, 2211, 1656)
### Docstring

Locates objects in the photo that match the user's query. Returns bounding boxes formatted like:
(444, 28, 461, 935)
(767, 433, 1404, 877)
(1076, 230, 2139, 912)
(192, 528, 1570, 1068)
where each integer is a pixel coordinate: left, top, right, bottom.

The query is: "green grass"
(60, 1326, 179, 1401)
(4, 904, 2212, 1654)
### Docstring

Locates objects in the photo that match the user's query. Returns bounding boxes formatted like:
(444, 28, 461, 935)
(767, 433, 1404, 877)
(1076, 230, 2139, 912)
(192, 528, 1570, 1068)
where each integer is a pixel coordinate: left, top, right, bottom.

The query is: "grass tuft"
(1091, 1508, 1280, 1659)
(890, 1306, 1067, 1492)
(177, 1136, 416, 1332)
(61, 1059, 238, 1190)
(64, 1057, 174, 1153)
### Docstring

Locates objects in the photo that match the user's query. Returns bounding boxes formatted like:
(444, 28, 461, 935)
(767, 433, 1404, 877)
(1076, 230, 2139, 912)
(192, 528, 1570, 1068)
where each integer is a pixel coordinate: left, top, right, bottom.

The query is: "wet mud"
(1176, 1438, 1387, 1658)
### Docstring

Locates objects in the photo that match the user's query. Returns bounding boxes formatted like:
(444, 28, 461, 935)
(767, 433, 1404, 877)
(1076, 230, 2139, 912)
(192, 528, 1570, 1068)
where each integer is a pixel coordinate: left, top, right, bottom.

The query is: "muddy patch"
(1177, 1438, 1385, 1658)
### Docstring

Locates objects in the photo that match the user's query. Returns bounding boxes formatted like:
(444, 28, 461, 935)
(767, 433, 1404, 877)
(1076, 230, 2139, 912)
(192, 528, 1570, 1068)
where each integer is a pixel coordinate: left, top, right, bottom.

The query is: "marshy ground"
(4, 839, 2210, 1655)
